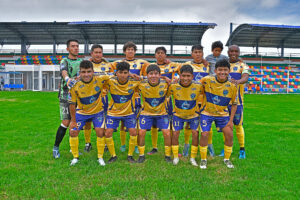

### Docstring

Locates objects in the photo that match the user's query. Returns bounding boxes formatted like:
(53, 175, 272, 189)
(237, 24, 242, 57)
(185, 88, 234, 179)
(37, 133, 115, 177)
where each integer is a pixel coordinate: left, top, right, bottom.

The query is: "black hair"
(180, 64, 194, 74)
(66, 39, 79, 47)
(211, 41, 223, 51)
(123, 41, 137, 52)
(91, 44, 103, 52)
(215, 59, 230, 69)
(146, 64, 161, 74)
(155, 46, 167, 54)
(116, 61, 130, 72)
(80, 60, 93, 70)
(191, 44, 203, 52)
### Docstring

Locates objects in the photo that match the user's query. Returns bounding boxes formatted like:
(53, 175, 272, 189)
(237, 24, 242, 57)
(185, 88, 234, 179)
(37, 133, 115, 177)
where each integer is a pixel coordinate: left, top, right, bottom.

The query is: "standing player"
(181, 45, 209, 157)
(226, 45, 249, 159)
(53, 39, 82, 159)
(111, 42, 150, 153)
(137, 64, 172, 163)
(147, 46, 181, 155)
(199, 59, 237, 169)
(205, 41, 229, 157)
(104, 62, 141, 163)
(168, 65, 202, 166)
(68, 60, 110, 166)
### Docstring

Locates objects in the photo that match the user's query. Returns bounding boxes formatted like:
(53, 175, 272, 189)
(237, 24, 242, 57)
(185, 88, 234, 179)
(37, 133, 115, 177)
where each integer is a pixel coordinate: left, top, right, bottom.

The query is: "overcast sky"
(1, 0, 300, 55)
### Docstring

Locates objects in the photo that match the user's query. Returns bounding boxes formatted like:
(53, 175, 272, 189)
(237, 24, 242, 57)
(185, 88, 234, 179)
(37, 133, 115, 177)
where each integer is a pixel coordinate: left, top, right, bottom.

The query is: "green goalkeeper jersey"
(58, 57, 83, 102)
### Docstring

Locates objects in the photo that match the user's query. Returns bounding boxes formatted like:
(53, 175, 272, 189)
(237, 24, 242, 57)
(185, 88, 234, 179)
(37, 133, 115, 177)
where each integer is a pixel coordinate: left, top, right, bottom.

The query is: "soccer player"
(205, 41, 229, 157)
(226, 45, 249, 159)
(68, 60, 110, 166)
(137, 64, 172, 163)
(181, 45, 209, 157)
(111, 42, 150, 153)
(147, 46, 181, 155)
(53, 39, 82, 159)
(168, 65, 202, 166)
(104, 62, 141, 163)
(199, 59, 238, 169)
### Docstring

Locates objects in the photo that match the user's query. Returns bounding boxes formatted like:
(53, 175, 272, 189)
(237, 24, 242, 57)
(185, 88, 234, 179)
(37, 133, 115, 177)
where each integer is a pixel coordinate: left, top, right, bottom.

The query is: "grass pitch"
(0, 91, 299, 199)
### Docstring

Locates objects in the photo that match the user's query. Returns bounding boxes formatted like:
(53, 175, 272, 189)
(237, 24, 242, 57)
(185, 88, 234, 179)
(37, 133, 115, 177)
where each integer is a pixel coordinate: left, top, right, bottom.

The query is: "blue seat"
(20, 84, 24, 88)
(4, 84, 9, 88)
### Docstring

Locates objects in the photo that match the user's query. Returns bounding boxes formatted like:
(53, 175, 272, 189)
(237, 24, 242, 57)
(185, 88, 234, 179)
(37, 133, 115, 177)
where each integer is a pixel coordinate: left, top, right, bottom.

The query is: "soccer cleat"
(97, 158, 106, 166)
(127, 156, 136, 163)
(173, 157, 179, 165)
(219, 149, 224, 157)
(108, 156, 118, 164)
(134, 146, 139, 154)
(182, 144, 190, 157)
(84, 143, 92, 152)
(120, 145, 126, 152)
(239, 149, 246, 159)
(190, 158, 198, 167)
(70, 158, 79, 166)
(165, 156, 172, 163)
(224, 159, 234, 168)
(53, 146, 60, 159)
(147, 148, 158, 155)
(137, 155, 145, 163)
(208, 144, 215, 157)
(199, 159, 207, 169)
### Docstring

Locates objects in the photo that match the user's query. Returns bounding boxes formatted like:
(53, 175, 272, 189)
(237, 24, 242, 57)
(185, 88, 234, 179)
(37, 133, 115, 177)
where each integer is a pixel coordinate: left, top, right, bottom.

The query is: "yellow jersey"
(168, 82, 202, 119)
(92, 59, 113, 96)
(111, 59, 150, 76)
(200, 76, 238, 117)
(155, 62, 181, 80)
(106, 77, 141, 116)
(138, 79, 169, 116)
(68, 76, 110, 115)
(229, 61, 249, 105)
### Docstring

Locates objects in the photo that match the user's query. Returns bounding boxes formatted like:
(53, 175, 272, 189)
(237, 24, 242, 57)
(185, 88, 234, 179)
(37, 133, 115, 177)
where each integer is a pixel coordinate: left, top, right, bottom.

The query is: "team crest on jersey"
(101, 67, 106, 71)
(159, 91, 164, 96)
(90, 96, 96, 104)
(233, 67, 238, 71)
(94, 86, 100, 92)
(133, 64, 137, 69)
(203, 67, 207, 72)
(164, 69, 169, 73)
(182, 101, 190, 110)
(128, 89, 133, 94)
(171, 66, 175, 69)
(195, 73, 203, 81)
(223, 90, 229, 96)
(212, 96, 220, 105)
(151, 99, 159, 107)
(190, 93, 196, 99)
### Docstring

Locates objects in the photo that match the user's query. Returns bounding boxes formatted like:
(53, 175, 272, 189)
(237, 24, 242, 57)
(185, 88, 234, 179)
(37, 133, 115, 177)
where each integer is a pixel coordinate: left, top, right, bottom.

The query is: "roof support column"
(21, 37, 27, 55)
(114, 35, 117, 54)
(281, 40, 284, 58)
(142, 24, 145, 55)
(53, 40, 57, 55)
(84, 39, 89, 55)
(256, 39, 259, 57)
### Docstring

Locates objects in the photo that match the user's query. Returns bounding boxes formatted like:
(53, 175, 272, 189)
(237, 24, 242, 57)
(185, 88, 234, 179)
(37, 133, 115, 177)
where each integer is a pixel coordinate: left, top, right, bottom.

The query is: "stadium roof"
(226, 23, 300, 49)
(0, 21, 217, 54)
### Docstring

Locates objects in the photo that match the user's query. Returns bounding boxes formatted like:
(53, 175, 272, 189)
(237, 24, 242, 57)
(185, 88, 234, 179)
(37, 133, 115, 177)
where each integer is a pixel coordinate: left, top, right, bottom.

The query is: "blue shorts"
(200, 114, 229, 132)
(139, 115, 170, 130)
(228, 104, 243, 125)
(102, 95, 108, 115)
(106, 114, 137, 130)
(172, 115, 199, 131)
(73, 111, 105, 131)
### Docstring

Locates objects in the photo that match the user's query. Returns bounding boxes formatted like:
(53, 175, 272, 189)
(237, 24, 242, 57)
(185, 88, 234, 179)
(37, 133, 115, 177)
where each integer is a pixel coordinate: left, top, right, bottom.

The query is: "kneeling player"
(104, 62, 141, 163)
(168, 65, 202, 166)
(68, 60, 110, 166)
(199, 59, 237, 169)
(137, 64, 172, 163)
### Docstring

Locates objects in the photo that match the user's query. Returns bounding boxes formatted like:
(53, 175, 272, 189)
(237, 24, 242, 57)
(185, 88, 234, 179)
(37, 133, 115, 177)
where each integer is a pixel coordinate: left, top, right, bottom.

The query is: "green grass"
(0, 91, 299, 199)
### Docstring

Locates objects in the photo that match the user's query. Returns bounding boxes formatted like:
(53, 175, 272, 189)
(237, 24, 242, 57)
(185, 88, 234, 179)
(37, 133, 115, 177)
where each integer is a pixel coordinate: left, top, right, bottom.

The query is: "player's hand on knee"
(225, 121, 234, 131)
(70, 120, 78, 130)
